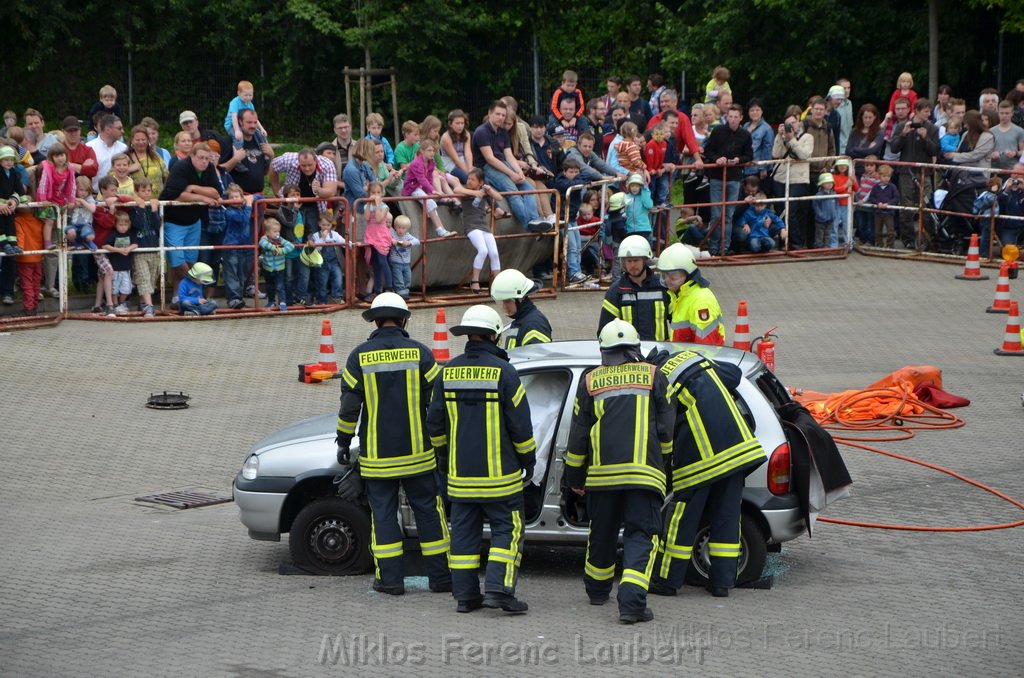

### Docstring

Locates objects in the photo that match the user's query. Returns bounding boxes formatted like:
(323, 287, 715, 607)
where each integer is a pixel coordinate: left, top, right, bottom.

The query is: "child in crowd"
(1, 110, 16, 136)
(67, 176, 98, 250)
(36, 143, 76, 251)
(623, 173, 654, 241)
(614, 122, 648, 181)
(109, 153, 136, 197)
(737, 192, 787, 252)
(813, 172, 840, 249)
(705, 66, 731, 104)
(393, 120, 420, 170)
(401, 139, 457, 238)
(224, 80, 268, 158)
(672, 206, 706, 248)
(853, 156, 880, 245)
(553, 158, 591, 284)
(103, 210, 138, 314)
(178, 262, 218, 316)
(549, 69, 585, 124)
(91, 176, 131, 313)
(831, 158, 859, 246)
(387, 215, 419, 299)
(576, 200, 604, 278)
(275, 183, 305, 243)
(440, 109, 473, 184)
(373, 140, 405, 194)
(219, 183, 255, 310)
(940, 118, 962, 155)
(1, 145, 28, 255)
(312, 213, 346, 304)
(130, 178, 162, 316)
(604, 192, 629, 281)
(453, 168, 503, 294)
(14, 206, 44, 315)
(645, 123, 675, 207)
(86, 85, 122, 133)
(731, 175, 763, 252)
(974, 176, 1004, 258)
(996, 171, 1024, 252)
(420, 115, 462, 192)
(886, 72, 918, 115)
(365, 113, 395, 168)
(867, 165, 900, 247)
(259, 217, 294, 311)
(363, 181, 394, 300)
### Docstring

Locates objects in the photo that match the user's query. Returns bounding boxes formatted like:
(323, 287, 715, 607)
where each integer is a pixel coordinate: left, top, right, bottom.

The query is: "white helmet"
(450, 304, 503, 336)
(187, 262, 215, 285)
(599, 319, 641, 349)
(490, 269, 537, 301)
(655, 243, 698, 274)
(361, 292, 411, 322)
(618, 234, 653, 259)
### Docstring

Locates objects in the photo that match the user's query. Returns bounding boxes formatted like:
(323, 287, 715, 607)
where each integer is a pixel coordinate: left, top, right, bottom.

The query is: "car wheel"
(289, 497, 373, 575)
(684, 512, 768, 587)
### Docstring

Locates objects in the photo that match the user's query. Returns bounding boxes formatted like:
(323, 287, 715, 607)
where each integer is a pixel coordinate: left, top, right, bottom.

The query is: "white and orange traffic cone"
(986, 262, 1011, 313)
(732, 300, 751, 351)
(432, 308, 451, 363)
(994, 300, 1024, 356)
(318, 318, 338, 372)
(955, 233, 990, 281)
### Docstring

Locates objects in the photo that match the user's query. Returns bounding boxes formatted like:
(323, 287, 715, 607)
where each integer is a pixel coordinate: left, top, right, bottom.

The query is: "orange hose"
(803, 387, 1024, 532)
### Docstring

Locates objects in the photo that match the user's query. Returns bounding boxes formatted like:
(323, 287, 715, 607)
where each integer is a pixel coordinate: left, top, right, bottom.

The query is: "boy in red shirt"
(644, 123, 675, 207)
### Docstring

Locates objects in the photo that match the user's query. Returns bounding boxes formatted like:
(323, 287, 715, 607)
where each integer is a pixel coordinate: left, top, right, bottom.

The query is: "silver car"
(233, 341, 811, 585)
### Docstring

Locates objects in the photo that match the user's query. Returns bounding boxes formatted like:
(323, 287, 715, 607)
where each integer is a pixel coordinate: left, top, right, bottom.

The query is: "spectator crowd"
(2, 68, 1024, 317)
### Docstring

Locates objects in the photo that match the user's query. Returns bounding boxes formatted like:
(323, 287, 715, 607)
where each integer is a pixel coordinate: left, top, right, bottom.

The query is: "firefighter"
(648, 347, 766, 598)
(490, 268, 552, 350)
(335, 292, 451, 596)
(656, 242, 725, 345)
(597, 235, 670, 341)
(565, 320, 675, 624)
(426, 305, 536, 614)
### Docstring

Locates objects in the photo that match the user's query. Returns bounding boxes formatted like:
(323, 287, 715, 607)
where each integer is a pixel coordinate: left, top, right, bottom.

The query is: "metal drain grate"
(135, 489, 232, 509)
(146, 392, 191, 410)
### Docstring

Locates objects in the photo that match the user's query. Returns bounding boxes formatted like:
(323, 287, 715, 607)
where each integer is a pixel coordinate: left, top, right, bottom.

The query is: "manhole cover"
(135, 489, 232, 509)
(146, 391, 191, 409)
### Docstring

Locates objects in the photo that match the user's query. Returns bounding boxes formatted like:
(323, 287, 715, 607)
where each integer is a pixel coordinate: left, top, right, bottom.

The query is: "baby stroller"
(932, 168, 989, 255)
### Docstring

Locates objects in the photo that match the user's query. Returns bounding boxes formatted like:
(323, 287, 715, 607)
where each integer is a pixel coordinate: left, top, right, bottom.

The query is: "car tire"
(289, 497, 373, 575)
(684, 511, 768, 587)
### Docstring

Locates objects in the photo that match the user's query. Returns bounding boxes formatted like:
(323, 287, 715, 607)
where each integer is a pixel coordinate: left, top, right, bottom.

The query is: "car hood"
(250, 414, 337, 454)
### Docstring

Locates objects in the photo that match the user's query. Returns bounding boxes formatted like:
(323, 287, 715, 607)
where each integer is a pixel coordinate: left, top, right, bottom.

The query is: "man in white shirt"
(86, 115, 127, 191)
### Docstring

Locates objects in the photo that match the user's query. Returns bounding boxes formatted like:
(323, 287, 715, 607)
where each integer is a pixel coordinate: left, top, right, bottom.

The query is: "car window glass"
(519, 370, 572, 487)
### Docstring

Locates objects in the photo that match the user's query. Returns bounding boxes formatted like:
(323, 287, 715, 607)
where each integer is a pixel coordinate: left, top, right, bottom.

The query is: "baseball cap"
(179, 110, 198, 124)
(62, 116, 82, 130)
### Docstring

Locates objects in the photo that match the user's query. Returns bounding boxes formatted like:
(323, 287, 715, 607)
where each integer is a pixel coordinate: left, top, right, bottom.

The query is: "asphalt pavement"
(1, 251, 1022, 676)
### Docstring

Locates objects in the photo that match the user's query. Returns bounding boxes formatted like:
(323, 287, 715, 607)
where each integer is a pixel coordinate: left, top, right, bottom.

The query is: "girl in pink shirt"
(36, 143, 77, 250)
(401, 140, 456, 238)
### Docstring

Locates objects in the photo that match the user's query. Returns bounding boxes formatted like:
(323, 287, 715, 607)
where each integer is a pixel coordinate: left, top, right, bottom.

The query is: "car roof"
(509, 340, 763, 377)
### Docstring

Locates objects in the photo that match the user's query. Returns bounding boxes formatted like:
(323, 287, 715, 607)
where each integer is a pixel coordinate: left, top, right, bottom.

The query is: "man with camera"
(890, 99, 939, 248)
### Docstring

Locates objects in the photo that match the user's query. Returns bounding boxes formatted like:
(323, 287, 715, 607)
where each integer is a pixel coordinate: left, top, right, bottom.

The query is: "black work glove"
(434, 446, 449, 476)
(336, 445, 351, 466)
(645, 348, 670, 367)
(334, 462, 363, 503)
(522, 464, 535, 484)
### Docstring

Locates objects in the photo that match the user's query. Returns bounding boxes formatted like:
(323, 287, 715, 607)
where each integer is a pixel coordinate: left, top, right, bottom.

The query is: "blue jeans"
(263, 268, 287, 305)
(180, 298, 217, 315)
(650, 174, 670, 206)
(836, 203, 850, 246)
(318, 262, 344, 301)
(292, 260, 313, 303)
(854, 209, 874, 244)
(747, 236, 776, 253)
(199, 227, 224, 286)
(483, 163, 539, 227)
(708, 179, 740, 254)
(565, 225, 582, 277)
(371, 249, 392, 293)
(222, 249, 252, 304)
(390, 261, 411, 297)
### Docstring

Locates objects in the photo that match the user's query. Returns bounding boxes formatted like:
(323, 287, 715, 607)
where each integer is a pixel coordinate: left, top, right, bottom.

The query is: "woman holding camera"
(771, 106, 815, 249)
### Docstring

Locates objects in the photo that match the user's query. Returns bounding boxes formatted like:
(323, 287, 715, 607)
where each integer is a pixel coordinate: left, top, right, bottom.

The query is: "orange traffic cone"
(319, 319, 338, 372)
(955, 234, 990, 281)
(986, 262, 1011, 313)
(732, 300, 751, 351)
(994, 300, 1024, 356)
(432, 308, 451, 363)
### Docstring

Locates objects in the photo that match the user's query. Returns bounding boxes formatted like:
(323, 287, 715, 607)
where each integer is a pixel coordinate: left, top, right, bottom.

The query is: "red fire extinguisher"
(753, 326, 778, 372)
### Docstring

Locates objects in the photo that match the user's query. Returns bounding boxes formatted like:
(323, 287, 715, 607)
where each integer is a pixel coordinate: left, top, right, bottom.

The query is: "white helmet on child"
(617, 235, 653, 260)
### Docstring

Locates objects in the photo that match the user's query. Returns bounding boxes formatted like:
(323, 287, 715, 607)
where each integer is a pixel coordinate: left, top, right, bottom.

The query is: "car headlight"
(241, 454, 260, 480)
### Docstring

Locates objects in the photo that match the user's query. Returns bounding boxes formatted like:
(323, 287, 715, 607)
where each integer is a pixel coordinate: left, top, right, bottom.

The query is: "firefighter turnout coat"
(659, 349, 765, 490)
(668, 280, 725, 345)
(598, 268, 670, 341)
(336, 326, 441, 479)
(565, 360, 675, 494)
(426, 340, 536, 501)
(504, 297, 553, 350)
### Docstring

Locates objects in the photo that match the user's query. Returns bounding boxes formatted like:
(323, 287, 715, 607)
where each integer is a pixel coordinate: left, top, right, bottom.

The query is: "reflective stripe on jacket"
(597, 268, 669, 341)
(668, 280, 725, 345)
(505, 298, 552, 350)
(337, 326, 440, 479)
(426, 340, 536, 501)
(659, 350, 765, 490)
(565, 360, 675, 495)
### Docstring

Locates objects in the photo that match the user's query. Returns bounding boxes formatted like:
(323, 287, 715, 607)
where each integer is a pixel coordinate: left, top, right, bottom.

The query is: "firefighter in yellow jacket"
(657, 243, 725, 345)
(426, 305, 536, 614)
(648, 348, 766, 598)
(336, 293, 451, 595)
(565, 320, 675, 624)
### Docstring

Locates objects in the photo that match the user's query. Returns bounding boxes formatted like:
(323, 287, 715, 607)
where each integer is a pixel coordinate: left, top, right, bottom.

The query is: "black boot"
(482, 592, 528, 614)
